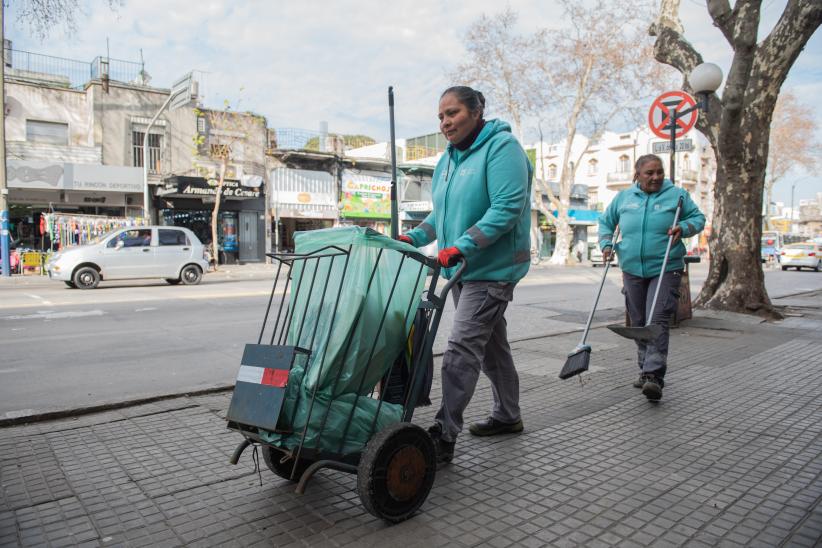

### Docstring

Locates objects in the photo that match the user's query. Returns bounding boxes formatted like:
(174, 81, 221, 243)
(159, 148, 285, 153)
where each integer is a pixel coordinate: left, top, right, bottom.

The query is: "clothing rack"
(44, 213, 150, 249)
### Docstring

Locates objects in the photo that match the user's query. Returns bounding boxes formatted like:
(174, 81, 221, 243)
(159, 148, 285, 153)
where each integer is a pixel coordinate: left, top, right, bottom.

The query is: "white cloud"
(6, 0, 820, 147)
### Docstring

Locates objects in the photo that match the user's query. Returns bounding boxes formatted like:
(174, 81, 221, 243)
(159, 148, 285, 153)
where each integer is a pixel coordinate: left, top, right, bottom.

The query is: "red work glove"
(438, 246, 462, 267)
(396, 235, 413, 245)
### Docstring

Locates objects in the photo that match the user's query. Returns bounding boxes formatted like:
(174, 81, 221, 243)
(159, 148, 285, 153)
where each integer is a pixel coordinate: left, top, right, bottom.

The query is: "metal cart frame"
(226, 243, 463, 522)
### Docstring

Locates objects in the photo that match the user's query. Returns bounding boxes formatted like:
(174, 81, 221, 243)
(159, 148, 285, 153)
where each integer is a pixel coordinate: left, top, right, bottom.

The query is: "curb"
(0, 321, 614, 428)
(0, 385, 234, 428)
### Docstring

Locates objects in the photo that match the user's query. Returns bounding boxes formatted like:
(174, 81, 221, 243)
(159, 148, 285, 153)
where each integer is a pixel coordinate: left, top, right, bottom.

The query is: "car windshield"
(787, 244, 814, 251)
(89, 229, 120, 245)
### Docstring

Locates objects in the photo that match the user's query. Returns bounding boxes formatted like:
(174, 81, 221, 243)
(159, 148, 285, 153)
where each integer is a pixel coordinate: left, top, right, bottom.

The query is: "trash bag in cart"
(260, 227, 429, 455)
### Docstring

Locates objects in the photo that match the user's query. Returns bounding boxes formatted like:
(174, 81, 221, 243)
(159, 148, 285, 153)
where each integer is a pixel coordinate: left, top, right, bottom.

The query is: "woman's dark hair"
(441, 86, 486, 116)
(633, 154, 664, 181)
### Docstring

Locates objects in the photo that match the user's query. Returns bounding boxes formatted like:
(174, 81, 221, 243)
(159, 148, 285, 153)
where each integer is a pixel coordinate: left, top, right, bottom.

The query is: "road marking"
(3, 310, 105, 321)
(0, 368, 20, 373)
(24, 293, 53, 305)
(135, 307, 158, 312)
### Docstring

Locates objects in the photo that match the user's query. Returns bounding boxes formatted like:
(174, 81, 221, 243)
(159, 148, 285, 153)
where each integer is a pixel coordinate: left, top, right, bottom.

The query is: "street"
(2, 262, 821, 422)
(1, 268, 820, 547)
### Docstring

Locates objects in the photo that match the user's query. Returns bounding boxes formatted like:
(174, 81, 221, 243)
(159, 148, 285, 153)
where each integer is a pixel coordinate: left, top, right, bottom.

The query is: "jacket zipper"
(640, 191, 648, 278)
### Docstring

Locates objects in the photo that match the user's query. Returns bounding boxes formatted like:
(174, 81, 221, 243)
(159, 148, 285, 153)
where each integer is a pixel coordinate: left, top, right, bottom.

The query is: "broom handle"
(579, 226, 620, 346)
(645, 196, 684, 327)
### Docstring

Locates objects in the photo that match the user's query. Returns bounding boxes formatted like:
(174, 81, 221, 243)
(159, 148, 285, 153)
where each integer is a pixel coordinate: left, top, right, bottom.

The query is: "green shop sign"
(340, 175, 391, 219)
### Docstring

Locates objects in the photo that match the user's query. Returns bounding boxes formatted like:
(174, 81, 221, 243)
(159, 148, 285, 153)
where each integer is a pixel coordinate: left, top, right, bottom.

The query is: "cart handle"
(438, 257, 467, 301)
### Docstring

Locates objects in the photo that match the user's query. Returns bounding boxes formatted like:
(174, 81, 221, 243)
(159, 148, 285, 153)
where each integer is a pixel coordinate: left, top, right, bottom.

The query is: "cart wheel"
(262, 446, 313, 483)
(357, 422, 436, 523)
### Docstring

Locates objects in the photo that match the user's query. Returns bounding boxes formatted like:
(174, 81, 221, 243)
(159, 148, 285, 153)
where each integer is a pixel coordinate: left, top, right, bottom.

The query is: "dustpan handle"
(646, 195, 684, 326)
(579, 225, 620, 346)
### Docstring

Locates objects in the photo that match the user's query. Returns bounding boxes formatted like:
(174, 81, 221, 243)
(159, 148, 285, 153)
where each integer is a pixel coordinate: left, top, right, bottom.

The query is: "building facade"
(4, 47, 269, 262)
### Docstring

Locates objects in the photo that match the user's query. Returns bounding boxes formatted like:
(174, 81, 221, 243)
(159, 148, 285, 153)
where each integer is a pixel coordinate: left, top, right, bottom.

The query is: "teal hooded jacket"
(406, 119, 533, 282)
(598, 180, 705, 278)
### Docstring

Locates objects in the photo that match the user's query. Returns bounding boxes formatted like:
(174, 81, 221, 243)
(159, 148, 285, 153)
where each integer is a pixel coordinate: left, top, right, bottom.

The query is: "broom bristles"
(559, 347, 591, 380)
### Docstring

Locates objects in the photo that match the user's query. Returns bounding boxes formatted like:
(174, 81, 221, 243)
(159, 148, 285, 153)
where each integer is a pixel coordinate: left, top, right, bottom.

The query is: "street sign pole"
(143, 73, 193, 223)
(0, 4, 10, 277)
(649, 91, 700, 189)
(669, 106, 677, 187)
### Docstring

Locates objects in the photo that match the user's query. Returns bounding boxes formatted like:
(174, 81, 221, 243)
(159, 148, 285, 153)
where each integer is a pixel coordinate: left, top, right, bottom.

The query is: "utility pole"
(0, 3, 10, 277)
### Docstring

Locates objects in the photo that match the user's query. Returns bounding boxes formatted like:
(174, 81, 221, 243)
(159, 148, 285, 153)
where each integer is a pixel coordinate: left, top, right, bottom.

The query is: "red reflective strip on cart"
(261, 368, 289, 387)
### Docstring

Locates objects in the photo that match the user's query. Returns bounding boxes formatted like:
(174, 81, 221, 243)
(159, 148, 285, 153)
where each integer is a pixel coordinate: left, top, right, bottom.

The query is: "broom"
(559, 227, 620, 380)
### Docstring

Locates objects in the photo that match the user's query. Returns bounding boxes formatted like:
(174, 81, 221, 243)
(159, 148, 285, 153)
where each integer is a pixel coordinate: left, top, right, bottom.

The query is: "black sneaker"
(642, 376, 663, 401)
(436, 439, 455, 464)
(468, 417, 524, 437)
(428, 423, 454, 464)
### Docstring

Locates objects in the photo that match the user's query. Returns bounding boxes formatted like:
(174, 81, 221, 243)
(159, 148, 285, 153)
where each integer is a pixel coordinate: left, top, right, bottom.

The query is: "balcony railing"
(270, 128, 376, 154)
(5, 48, 145, 89)
(606, 171, 633, 184)
(680, 169, 699, 181)
(406, 145, 443, 161)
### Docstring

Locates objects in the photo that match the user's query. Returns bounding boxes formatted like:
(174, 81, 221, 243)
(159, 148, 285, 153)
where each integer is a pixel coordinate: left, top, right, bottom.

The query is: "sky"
(6, 0, 821, 204)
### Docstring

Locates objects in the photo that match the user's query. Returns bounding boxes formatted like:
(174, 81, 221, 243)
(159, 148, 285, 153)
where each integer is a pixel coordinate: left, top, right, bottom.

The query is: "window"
(587, 159, 598, 176)
(548, 164, 558, 179)
(682, 153, 691, 170)
(159, 229, 189, 246)
(27, 120, 68, 145)
(108, 229, 152, 248)
(617, 155, 630, 173)
(132, 130, 163, 173)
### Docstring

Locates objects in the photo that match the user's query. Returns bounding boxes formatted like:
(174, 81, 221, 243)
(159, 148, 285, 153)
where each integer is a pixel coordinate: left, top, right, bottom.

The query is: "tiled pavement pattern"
(2, 292, 821, 547)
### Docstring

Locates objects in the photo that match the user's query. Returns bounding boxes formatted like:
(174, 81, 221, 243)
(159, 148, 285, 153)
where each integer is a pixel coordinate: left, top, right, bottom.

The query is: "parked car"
(46, 226, 210, 289)
(780, 242, 821, 272)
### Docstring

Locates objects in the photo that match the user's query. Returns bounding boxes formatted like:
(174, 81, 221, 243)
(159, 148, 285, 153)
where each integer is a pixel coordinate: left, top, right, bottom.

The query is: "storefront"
(157, 175, 266, 263)
(270, 168, 338, 252)
(338, 169, 392, 234)
(6, 160, 145, 250)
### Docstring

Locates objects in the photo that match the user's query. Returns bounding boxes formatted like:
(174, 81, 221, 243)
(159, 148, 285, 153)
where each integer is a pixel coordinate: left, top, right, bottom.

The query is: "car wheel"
(64, 281, 76, 288)
(73, 266, 100, 289)
(180, 265, 202, 285)
(815, 261, 821, 273)
(781, 266, 788, 271)
(165, 278, 181, 285)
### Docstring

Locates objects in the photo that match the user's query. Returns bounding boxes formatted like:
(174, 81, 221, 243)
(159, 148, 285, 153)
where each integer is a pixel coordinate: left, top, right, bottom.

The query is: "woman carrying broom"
(397, 85, 533, 463)
(598, 154, 705, 401)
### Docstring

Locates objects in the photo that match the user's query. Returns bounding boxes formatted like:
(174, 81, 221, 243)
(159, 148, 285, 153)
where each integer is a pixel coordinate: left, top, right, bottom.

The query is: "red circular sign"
(648, 91, 698, 140)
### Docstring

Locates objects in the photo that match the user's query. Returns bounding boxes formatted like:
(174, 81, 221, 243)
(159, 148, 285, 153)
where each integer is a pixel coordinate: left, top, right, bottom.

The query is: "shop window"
(26, 120, 68, 145)
(132, 131, 163, 173)
(158, 229, 189, 246)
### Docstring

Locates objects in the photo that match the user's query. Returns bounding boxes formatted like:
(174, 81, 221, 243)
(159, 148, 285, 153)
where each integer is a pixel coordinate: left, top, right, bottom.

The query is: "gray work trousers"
(622, 270, 682, 383)
(435, 281, 520, 443)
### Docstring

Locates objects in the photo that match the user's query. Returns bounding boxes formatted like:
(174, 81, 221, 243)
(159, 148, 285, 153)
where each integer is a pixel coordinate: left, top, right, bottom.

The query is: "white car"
(47, 226, 210, 289)
(780, 243, 821, 272)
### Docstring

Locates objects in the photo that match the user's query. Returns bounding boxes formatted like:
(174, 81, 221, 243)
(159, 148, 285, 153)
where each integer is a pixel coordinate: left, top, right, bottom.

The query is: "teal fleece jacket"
(598, 180, 705, 278)
(406, 119, 533, 282)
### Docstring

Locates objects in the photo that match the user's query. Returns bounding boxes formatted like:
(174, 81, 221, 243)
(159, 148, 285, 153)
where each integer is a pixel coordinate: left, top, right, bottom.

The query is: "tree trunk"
(696, 148, 773, 315)
(651, 0, 822, 318)
(210, 159, 227, 271)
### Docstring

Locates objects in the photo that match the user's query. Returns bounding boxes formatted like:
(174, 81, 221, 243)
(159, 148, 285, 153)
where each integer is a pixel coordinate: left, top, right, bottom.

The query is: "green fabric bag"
(260, 227, 428, 455)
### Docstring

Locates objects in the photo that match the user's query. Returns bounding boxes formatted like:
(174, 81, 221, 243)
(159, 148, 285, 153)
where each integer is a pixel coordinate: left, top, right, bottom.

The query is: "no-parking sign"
(648, 91, 698, 140)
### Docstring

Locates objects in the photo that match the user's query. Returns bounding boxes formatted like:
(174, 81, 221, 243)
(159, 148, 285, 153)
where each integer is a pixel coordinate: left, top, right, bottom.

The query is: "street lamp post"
(664, 63, 724, 186)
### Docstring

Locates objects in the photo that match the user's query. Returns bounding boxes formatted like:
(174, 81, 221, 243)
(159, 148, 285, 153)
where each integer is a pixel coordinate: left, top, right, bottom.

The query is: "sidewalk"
(1, 292, 821, 547)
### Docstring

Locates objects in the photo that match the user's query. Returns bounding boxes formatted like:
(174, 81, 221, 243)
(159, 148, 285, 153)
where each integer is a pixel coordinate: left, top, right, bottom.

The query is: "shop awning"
(552, 209, 600, 226)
